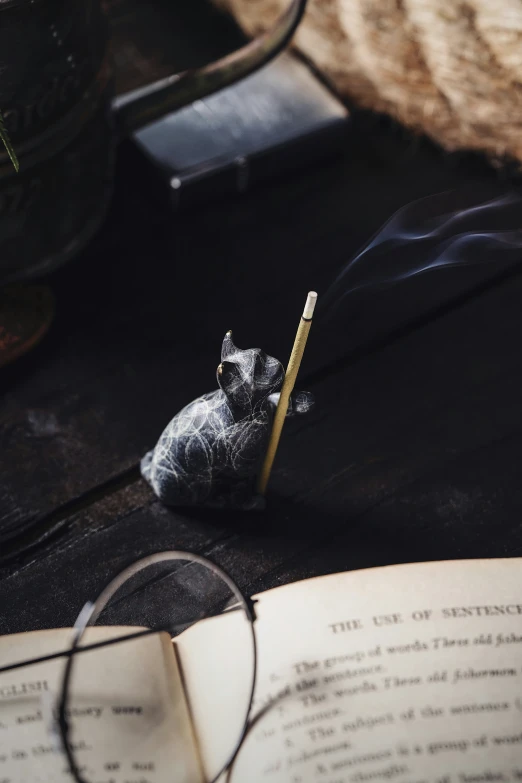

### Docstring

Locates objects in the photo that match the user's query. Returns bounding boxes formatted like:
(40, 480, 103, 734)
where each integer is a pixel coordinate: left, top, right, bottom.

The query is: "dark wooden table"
(1, 0, 522, 634)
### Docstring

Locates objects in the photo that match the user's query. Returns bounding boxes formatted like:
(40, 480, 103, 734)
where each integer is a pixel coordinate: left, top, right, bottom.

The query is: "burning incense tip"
(303, 291, 318, 320)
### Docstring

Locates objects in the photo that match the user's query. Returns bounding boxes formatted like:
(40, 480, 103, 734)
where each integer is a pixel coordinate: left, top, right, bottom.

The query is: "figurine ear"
(221, 330, 237, 360)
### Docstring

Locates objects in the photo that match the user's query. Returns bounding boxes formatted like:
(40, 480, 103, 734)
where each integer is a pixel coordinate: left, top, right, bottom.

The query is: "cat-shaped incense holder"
(141, 331, 314, 509)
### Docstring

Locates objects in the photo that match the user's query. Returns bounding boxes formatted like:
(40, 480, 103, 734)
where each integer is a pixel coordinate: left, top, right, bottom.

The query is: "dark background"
(1, 0, 522, 633)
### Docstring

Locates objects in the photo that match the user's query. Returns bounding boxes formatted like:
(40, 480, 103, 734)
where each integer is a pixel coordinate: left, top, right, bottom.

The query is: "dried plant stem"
(0, 111, 19, 172)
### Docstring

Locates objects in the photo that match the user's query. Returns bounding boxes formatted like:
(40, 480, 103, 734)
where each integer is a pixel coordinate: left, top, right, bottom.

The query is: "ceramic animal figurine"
(141, 331, 314, 509)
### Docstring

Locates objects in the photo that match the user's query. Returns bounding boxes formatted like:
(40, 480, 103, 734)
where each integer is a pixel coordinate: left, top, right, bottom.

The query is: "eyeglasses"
(0, 551, 257, 783)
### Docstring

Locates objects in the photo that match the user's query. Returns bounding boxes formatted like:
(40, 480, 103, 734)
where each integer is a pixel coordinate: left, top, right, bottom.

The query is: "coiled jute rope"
(215, 0, 522, 164)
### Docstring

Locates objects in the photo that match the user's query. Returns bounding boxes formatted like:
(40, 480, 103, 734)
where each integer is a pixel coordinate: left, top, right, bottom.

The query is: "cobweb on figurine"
(141, 293, 317, 510)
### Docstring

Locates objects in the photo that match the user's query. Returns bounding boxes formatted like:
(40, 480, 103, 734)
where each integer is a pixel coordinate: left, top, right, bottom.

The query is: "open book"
(2, 558, 522, 782)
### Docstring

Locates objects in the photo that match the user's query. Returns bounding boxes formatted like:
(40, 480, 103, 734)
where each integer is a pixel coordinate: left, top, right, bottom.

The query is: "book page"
(0, 627, 202, 783)
(175, 608, 256, 783)
(177, 558, 522, 783)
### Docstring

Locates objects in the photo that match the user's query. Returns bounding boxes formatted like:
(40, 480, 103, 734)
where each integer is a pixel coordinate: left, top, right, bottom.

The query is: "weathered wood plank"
(178, 259, 522, 591)
(3, 262, 522, 632)
(0, 496, 231, 633)
(0, 124, 512, 549)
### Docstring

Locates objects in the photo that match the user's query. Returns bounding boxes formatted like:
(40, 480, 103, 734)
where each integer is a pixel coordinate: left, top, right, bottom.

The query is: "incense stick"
(257, 291, 318, 496)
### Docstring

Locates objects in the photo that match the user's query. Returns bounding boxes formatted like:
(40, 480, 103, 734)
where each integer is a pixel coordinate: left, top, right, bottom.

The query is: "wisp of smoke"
(320, 191, 522, 316)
